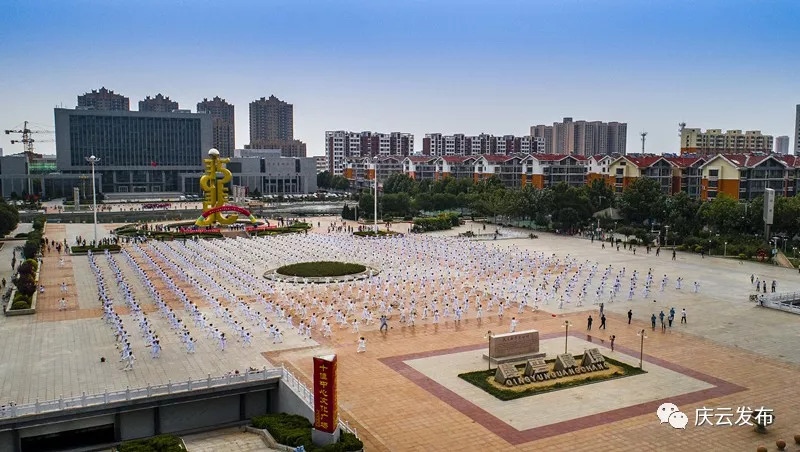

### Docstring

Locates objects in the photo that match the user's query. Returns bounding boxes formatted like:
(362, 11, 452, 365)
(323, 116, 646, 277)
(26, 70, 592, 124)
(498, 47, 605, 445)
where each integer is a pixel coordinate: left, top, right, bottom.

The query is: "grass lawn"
(276, 261, 367, 277)
(458, 355, 646, 401)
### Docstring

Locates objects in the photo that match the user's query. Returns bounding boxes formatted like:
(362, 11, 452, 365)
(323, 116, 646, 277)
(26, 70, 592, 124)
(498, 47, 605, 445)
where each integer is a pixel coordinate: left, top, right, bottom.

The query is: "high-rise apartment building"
(775, 136, 790, 155)
(531, 117, 626, 156)
(197, 96, 235, 158)
(680, 128, 773, 155)
(77, 87, 129, 111)
(795, 105, 800, 154)
(422, 133, 543, 156)
(139, 94, 179, 112)
(248, 95, 307, 158)
(249, 95, 293, 145)
(325, 131, 414, 175)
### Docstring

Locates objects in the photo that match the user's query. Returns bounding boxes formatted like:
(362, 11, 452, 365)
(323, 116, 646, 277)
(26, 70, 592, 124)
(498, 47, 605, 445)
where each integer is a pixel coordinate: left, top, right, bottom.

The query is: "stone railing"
(759, 291, 800, 315)
(0, 367, 282, 419)
(280, 364, 359, 439)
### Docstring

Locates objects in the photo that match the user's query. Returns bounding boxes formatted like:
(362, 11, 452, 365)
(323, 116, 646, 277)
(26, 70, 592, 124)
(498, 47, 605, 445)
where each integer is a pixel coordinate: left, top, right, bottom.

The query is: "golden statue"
(196, 149, 237, 226)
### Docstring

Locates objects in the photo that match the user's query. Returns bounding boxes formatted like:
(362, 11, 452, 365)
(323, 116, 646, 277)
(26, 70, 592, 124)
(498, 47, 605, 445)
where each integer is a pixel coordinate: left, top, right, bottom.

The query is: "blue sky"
(1, 0, 798, 156)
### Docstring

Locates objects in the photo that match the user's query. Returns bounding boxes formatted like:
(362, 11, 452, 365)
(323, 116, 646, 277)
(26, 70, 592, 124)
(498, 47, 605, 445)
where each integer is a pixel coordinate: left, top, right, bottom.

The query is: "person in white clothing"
(357, 336, 366, 353)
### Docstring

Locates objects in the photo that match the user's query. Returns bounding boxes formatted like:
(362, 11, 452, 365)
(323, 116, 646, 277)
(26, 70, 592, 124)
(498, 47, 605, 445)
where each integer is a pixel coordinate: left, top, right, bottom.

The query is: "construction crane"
(4, 121, 54, 196)
(4, 120, 54, 161)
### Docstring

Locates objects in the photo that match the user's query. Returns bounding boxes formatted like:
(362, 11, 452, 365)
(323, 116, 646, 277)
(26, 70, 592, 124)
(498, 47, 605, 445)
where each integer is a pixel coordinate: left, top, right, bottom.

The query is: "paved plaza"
(1, 218, 800, 450)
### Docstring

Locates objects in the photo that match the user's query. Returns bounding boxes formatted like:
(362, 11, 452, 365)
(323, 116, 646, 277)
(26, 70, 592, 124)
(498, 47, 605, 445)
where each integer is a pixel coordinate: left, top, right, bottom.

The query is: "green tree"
(359, 193, 375, 219)
(774, 195, 800, 235)
(620, 178, 666, 226)
(383, 174, 416, 194)
(316, 171, 332, 189)
(585, 179, 614, 212)
(381, 193, 411, 217)
(664, 191, 701, 237)
(701, 194, 743, 234)
(0, 200, 20, 237)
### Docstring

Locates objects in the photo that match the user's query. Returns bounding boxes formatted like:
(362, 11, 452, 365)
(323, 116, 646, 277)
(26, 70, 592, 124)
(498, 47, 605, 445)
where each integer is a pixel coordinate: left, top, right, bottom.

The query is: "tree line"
(344, 173, 800, 257)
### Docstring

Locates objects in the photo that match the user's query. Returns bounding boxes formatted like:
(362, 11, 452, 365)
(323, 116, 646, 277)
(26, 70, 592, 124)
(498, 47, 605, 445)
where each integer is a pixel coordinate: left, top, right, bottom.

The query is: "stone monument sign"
(553, 353, 578, 372)
(580, 348, 606, 367)
(485, 329, 545, 364)
(494, 363, 520, 385)
(523, 358, 549, 377)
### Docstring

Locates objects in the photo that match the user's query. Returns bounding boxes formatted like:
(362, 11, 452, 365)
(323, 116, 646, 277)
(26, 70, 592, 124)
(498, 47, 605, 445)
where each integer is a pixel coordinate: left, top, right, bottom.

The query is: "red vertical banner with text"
(313, 354, 338, 433)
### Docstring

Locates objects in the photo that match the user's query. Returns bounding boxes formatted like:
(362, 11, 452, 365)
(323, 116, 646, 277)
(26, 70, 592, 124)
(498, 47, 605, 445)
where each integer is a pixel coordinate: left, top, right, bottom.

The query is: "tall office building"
(249, 95, 293, 145)
(139, 94, 179, 112)
(775, 136, 790, 155)
(680, 128, 773, 155)
(77, 87, 129, 111)
(531, 118, 626, 156)
(325, 131, 414, 175)
(54, 108, 212, 193)
(795, 104, 800, 155)
(197, 96, 235, 158)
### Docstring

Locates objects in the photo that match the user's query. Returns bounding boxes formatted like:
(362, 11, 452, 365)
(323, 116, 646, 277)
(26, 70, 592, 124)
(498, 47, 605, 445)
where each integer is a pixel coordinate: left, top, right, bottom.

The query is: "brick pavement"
(267, 310, 800, 451)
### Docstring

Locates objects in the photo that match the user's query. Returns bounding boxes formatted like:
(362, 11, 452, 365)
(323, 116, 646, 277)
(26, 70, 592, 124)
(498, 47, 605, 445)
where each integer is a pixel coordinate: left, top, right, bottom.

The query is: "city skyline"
(1, 0, 799, 157)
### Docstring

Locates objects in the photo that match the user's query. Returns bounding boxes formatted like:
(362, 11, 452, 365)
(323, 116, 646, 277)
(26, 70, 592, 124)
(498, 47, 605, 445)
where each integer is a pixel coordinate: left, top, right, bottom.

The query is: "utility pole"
(640, 132, 648, 154)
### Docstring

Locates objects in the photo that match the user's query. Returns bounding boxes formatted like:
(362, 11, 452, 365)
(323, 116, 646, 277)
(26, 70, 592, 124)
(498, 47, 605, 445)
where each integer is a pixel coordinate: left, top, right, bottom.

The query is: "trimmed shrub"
(15, 275, 36, 296)
(412, 212, 460, 233)
(14, 232, 28, 238)
(18, 260, 35, 275)
(252, 413, 363, 452)
(117, 434, 185, 452)
(71, 244, 121, 253)
(11, 299, 30, 310)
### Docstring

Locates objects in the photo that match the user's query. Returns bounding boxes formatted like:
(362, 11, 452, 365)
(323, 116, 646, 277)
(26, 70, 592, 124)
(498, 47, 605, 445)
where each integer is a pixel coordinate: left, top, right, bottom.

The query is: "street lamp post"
(665, 225, 670, 247)
(373, 158, 378, 233)
(637, 329, 647, 369)
(724, 241, 728, 257)
(562, 320, 571, 354)
(85, 155, 100, 245)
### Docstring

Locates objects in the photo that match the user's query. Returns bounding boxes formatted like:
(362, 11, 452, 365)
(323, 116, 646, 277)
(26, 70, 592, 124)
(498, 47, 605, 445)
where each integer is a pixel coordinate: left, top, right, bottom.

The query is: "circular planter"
(265, 261, 378, 284)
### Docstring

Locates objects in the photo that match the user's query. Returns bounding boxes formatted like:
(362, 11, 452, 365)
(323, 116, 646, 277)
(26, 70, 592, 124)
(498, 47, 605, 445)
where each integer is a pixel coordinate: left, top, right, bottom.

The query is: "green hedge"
(412, 212, 460, 233)
(117, 434, 185, 452)
(252, 413, 363, 452)
(276, 261, 366, 278)
(71, 244, 122, 253)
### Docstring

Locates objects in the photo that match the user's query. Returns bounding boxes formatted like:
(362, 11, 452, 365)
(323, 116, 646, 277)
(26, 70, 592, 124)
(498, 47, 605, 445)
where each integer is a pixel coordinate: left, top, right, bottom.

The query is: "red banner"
(313, 354, 338, 433)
